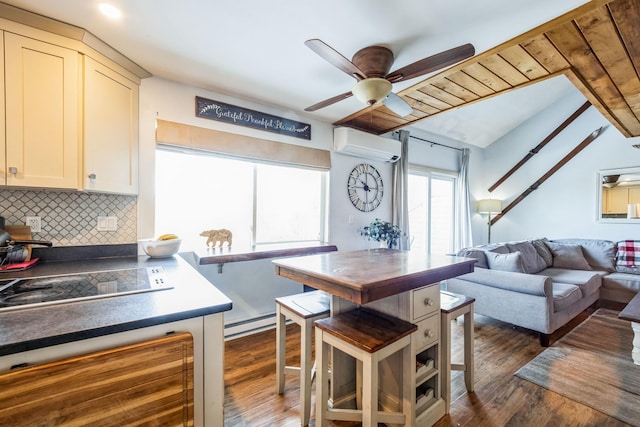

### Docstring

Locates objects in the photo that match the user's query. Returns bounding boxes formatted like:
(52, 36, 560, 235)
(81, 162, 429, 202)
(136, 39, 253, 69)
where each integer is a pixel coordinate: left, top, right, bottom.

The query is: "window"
(408, 170, 456, 255)
(155, 148, 328, 251)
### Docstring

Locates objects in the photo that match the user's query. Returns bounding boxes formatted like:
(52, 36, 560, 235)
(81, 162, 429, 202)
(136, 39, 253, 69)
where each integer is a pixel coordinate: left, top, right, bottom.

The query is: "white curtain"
(454, 148, 473, 251)
(392, 130, 411, 250)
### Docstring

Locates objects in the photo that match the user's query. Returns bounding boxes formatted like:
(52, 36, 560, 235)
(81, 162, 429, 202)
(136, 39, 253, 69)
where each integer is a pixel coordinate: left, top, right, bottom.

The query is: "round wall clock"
(347, 163, 384, 212)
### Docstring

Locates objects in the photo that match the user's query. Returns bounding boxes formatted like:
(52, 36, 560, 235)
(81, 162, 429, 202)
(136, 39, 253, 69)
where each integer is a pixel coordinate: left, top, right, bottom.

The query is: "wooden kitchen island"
(273, 248, 475, 426)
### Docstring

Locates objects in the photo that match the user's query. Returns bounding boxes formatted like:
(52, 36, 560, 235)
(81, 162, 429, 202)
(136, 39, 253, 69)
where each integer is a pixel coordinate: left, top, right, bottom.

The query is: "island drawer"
(415, 312, 439, 350)
(412, 284, 440, 321)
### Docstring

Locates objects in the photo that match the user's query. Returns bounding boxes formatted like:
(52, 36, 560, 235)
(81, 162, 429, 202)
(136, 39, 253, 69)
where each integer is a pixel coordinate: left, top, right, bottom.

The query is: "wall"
(477, 89, 640, 244)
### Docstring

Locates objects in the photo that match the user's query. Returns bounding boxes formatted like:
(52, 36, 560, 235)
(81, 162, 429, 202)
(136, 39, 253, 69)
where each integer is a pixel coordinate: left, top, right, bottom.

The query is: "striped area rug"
(515, 308, 640, 426)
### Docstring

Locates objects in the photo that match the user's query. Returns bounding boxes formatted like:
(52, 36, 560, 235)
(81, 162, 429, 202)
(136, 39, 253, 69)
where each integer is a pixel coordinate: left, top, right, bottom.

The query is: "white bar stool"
(314, 307, 417, 427)
(276, 290, 330, 426)
(440, 290, 475, 414)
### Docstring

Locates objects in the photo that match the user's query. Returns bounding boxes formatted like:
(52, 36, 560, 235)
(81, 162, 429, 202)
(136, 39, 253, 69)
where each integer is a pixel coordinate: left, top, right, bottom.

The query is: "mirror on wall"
(597, 167, 640, 222)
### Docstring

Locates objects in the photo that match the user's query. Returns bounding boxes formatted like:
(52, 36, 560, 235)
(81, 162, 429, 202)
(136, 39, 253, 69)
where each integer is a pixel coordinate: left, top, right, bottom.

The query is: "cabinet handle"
(424, 329, 434, 338)
(88, 173, 97, 180)
(424, 297, 434, 306)
(8, 167, 17, 175)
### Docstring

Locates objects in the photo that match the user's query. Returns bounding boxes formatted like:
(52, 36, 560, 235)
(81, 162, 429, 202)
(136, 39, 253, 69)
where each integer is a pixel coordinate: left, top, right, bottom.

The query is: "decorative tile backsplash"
(0, 189, 137, 246)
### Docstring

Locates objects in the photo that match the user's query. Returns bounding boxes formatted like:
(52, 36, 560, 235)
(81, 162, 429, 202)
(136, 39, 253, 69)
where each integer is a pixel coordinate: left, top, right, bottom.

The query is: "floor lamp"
(477, 199, 502, 243)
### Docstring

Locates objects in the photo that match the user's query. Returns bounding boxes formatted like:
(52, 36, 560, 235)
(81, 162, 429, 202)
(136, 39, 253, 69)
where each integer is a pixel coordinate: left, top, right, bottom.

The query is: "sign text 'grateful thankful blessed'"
(195, 96, 311, 140)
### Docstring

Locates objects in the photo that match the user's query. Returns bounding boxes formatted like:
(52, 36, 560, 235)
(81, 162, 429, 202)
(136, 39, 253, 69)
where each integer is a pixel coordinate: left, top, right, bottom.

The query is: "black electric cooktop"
(0, 267, 172, 312)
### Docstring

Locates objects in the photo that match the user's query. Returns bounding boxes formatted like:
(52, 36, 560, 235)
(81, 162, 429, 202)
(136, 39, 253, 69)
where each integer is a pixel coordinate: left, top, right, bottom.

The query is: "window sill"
(193, 242, 338, 266)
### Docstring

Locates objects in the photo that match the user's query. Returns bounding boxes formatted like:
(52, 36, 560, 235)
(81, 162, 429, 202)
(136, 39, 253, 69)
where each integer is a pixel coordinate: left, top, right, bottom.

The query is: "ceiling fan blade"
(305, 39, 367, 80)
(385, 43, 475, 83)
(305, 91, 353, 112)
(383, 92, 413, 117)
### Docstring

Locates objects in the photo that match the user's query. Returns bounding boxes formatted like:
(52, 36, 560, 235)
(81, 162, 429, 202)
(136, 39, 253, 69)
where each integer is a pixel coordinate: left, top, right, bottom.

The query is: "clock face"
(347, 163, 384, 212)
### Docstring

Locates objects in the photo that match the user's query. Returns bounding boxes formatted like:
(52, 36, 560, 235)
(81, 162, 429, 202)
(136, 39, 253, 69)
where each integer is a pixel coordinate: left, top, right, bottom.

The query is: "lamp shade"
(352, 78, 392, 105)
(477, 198, 502, 214)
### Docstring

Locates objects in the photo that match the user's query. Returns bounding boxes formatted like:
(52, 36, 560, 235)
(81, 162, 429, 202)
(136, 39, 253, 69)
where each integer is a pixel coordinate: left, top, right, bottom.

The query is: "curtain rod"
(395, 132, 463, 152)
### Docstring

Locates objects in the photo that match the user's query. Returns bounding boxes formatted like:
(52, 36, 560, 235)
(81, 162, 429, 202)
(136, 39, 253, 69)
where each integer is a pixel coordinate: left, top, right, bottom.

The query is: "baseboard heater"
(224, 313, 277, 340)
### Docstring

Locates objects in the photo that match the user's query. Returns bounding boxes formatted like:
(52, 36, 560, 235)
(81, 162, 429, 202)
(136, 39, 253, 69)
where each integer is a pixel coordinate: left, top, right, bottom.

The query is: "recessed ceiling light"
(98, 3, 122, 19)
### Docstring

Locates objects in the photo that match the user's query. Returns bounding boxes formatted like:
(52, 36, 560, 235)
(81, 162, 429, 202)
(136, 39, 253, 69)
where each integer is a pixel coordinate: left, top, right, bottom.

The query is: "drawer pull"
(424, 298, 434, 306)
(424, 329, 434, 338)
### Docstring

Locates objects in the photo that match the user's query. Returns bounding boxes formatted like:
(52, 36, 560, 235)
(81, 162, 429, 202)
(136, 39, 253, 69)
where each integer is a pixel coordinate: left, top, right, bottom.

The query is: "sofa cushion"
(552, 283, 583, 312)
(506, 241, 547, 274)
(545, 242, 593, 270)
(531, 238, 553, 268)
(485, 251, 526, 273)
(456, 248, 489, 269)
(603, 272, 640, 294)
(538, 267, 603, 298)
(552, 238, 616, 272)
(615, 265, 640, 275)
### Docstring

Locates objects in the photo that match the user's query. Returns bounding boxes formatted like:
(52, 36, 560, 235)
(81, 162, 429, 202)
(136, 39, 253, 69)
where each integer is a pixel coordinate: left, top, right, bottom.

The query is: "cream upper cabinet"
(4, 32, 80, 189)
(604, 186, 640, 214)
(629, 187, 640, 205)
(0, 33, 5, 186)
(83, 56, 139, 195)
(604, 187, 629, 214)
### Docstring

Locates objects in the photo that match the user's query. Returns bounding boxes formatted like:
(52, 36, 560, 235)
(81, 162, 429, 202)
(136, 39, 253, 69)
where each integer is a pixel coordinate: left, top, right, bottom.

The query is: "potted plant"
(361, 218, 403, 248)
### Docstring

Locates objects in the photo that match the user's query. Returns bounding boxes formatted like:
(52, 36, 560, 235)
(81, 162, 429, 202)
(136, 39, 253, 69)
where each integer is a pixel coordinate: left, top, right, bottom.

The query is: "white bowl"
(139, 239, 182, 258)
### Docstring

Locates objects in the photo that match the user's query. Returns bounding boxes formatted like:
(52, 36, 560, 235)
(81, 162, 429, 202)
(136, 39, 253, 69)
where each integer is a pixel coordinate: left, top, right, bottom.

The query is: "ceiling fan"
(304, 39, 475, 117)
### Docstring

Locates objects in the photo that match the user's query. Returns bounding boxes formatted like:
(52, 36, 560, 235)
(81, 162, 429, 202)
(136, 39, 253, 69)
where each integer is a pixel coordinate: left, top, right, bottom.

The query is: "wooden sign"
(195, 96, 311, 140)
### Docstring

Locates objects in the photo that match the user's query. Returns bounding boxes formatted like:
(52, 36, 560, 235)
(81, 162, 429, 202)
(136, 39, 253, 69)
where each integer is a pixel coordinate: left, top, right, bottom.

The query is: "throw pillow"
(456, 248, 489, 269)
(545, 242, 593, 270)
(531, 238, 553, 267)
(615, 240, 640, 267)
(485, 250, 526, 273)
(506, 241, 548, 274)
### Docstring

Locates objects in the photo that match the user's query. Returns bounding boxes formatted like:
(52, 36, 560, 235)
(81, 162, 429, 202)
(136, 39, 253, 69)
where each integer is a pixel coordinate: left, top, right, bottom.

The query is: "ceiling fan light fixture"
(352, 78, 392, 105)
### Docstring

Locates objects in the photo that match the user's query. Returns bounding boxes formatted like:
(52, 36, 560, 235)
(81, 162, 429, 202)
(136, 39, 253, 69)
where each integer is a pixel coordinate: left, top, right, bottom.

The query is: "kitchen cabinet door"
(83, 56, 139, 194)
(629, 187, 640, 205)
(0, 332, 194, 425)
(605, 187, 629, 214)
(0, 32, 5, 186)
(4, 32, 79, 189)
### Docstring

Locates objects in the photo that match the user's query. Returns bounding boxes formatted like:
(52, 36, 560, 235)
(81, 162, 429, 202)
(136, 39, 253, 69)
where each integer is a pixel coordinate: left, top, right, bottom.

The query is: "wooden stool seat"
(315, 307, 417, 427)
(276, 290, 330, 426)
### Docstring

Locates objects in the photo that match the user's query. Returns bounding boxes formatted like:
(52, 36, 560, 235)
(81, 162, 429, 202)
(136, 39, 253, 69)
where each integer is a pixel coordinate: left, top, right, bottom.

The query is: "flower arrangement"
(360, 218, 403, 248)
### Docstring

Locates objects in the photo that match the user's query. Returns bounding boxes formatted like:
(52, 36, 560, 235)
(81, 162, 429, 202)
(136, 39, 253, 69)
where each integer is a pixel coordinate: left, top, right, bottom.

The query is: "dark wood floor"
(223, 309, 631, 426)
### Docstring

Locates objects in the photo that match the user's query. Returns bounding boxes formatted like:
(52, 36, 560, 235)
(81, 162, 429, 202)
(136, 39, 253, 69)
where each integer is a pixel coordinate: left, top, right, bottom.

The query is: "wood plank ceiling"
(335, 0, 640, 139)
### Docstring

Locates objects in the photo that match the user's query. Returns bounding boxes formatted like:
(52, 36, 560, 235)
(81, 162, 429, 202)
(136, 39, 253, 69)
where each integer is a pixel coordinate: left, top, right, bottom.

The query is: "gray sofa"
(445, 238, 640, 345)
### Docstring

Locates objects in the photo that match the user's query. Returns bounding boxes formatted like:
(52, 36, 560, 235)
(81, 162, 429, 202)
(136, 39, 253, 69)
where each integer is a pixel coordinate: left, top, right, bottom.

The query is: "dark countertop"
(619, 291, 640, 322)
(0, 253, 232, 356)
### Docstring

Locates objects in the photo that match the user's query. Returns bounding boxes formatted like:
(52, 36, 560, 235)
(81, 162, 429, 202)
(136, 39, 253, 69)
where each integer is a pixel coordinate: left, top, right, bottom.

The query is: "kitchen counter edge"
(0, 255, 232, 356)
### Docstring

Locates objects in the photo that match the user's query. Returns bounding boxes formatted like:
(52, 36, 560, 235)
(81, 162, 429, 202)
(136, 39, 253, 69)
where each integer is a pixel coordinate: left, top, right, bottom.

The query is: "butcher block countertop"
(0, 249, 232, 356)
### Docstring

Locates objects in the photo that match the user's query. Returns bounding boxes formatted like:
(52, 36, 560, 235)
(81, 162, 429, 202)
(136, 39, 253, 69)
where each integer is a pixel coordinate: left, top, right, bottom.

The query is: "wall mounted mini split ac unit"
(333, 127, 401, 162)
